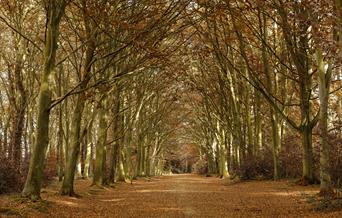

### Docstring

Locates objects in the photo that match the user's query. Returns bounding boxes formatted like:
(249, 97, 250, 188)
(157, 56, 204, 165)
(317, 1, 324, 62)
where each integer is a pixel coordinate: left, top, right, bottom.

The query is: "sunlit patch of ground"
(251, 190, 318, 197)
(100, 198, 125, 202)
(52, 199, 80, 207)
(0, 174, 342, 217)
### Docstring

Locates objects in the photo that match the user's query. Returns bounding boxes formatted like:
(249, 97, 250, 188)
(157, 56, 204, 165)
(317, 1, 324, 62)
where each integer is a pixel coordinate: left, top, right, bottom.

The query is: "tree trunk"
(301, 124, 314, 183)
(254, 93, 262, 153)
(108, 89, 121, 183)
(145, 143, 151, 177)
(22, 1, 66, 200)
(60, 0, 96, 193)
(80, 129, 87, 179)
(299, 75, 315, 183)
(317, 48, 333, 195)
(9, 50, 27, 170)
(56, 66, 64, 182)
(271, 112, 281, 180)
(60, 94, 85, 195)
(93, 99, 108, 186)
(57, 101, 64, 182)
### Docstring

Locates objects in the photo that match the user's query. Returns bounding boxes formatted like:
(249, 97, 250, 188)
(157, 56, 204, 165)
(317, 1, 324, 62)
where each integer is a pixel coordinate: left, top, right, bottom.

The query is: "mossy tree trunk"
(56, 66, 64, 182)
(60, 0, 96, 195)
(317, 0, 341, 193)
(109, 88, 121, 183)
(317, 48, 333, 195)
(22, 0, 67, 200)
(60, 94, 85, 195)
(93, 96, 108, 186)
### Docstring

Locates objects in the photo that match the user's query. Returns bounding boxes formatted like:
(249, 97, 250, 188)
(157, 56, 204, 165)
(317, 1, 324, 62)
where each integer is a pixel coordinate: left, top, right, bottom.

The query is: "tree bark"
(60, 94, 85, 195)
(93, 98, 108, 186)
(22, 0, 67, 200)
(60, 0, 96, 194)
(109, 90, 121, 183)
(317, 48, 333, 195)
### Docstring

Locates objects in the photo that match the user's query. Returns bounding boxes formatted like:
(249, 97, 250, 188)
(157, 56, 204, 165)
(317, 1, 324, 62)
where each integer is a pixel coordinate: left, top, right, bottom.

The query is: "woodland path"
(1, 174, 342, 217)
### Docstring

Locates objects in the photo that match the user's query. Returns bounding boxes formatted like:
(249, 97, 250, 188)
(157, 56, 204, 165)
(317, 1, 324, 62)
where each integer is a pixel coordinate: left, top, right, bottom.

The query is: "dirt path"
(1, 174, 341, 217)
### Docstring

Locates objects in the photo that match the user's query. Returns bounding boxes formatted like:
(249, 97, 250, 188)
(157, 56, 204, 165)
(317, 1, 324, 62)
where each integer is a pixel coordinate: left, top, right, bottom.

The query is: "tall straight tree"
(60, 0, 97, 196)
(317, 0, 342, 195)
(22, 0, 69, 200)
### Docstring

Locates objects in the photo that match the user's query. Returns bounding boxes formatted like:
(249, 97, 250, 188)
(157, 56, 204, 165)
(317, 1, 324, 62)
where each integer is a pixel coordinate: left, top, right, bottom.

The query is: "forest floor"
(1, 174, 342, 217)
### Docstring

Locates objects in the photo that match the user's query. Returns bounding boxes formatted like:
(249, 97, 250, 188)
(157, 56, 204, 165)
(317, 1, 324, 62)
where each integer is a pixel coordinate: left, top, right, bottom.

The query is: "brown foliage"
(328, 133, 342, 187)
(43, 152, 58, 187)
(237, 148, 274, 180)
(192, 159, 208, 175)
(0, 157, 24, 194)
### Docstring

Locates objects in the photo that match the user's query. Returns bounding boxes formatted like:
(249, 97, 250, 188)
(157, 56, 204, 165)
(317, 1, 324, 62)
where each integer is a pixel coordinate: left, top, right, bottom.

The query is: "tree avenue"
(0, 0, 341, 208)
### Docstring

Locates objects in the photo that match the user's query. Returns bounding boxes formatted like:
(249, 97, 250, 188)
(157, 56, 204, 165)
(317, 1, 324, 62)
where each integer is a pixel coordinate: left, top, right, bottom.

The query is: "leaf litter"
(0, 174, 341, 217)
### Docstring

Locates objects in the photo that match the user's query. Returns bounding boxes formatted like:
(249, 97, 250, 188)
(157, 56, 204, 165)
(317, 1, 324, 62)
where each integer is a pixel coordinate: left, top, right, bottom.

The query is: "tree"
(22, 0, 69, 200)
